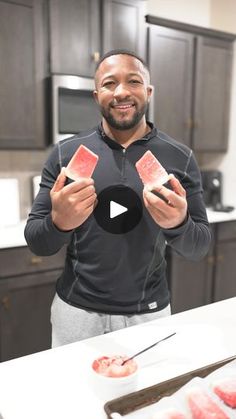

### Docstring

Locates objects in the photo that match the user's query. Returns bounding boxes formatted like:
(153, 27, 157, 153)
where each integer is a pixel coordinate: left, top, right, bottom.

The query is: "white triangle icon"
(110, 201, 128, 219)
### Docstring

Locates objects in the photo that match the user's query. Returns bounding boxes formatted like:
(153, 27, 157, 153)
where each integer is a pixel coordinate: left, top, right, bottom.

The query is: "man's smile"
(111, 102, 135, 111)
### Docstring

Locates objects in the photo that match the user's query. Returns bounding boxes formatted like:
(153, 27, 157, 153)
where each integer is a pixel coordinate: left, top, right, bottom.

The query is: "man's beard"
(99, 102, 148, 131)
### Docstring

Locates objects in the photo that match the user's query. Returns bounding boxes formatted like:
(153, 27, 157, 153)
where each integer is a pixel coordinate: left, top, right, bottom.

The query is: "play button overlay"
(94, 185, 143, 234)
(110, 201, 127, 218)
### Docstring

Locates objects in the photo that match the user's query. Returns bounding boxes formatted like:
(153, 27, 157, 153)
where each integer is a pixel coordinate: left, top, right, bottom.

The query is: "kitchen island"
(0, 297, 235, 419)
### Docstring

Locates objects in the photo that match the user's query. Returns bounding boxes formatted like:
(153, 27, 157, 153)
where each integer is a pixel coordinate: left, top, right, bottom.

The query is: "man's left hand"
(143, 174, 188, 229)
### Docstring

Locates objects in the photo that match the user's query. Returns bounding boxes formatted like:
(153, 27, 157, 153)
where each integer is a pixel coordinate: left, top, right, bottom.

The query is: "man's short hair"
(95, 49, 149, 73)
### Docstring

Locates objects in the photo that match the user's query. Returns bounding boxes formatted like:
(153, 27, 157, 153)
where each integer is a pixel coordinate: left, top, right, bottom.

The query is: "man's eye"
(129, 80, 141, 84)
(103, 81, 115, 87)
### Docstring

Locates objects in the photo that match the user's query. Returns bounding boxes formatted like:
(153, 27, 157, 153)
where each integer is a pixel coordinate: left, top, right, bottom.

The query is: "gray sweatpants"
(50, 293, 171, 347)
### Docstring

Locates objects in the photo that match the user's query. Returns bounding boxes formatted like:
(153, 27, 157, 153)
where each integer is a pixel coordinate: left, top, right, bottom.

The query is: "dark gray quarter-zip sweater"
(24, 123, 211, 314)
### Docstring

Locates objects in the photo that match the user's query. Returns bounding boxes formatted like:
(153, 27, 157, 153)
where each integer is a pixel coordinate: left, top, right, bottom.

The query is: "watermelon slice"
(65, 145, 99, 181)
(135, 150, 169, 188)
(187, 387, 229, 418)
(213, 377, 236, 408)
(92, 355, 137, 378)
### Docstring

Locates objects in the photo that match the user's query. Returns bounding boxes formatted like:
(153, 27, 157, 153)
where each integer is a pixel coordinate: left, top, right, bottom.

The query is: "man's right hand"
(50, 167, 97, 231)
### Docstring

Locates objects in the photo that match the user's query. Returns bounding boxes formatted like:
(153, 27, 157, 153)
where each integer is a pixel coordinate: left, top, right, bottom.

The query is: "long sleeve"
(24, 145, 73, 256)
(162, 151, 211, 261)
(163, 192, 211, 261)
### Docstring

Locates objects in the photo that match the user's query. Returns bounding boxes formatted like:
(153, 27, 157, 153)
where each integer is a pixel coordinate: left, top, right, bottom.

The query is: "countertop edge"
(1, 209, 236, 249)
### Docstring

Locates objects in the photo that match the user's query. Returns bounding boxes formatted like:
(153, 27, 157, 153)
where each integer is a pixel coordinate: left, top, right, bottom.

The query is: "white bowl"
(90, 354, 139, 401)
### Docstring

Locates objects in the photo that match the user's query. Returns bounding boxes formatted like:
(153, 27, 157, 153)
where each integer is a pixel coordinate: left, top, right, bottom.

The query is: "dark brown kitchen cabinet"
(147, 26, 194, 147)
(0, 0, 49, 149)
(167, 221, 236, 314)
(102, 0, 146, 58)
(213, 221, 236, 301)
(49, 0, 101, 76)
(49, 0, 146, 76)
(146, 16, 235, 152)
(166, 226, 215, 314)
(0, 246, 65, 362)
(192, 36, 233, 152)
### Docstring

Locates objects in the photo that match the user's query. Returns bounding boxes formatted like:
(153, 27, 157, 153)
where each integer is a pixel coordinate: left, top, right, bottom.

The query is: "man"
(24, 49, 211, 347)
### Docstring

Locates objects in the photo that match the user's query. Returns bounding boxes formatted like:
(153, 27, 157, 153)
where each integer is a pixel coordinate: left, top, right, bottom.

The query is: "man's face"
(94, 54, 153, 131)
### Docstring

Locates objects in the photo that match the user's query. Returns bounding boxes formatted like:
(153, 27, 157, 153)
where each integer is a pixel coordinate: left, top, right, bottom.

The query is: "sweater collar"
(96, 122, 157, 149)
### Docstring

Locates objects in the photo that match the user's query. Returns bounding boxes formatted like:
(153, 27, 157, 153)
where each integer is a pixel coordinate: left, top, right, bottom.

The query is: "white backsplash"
(0, 178, 20, 227)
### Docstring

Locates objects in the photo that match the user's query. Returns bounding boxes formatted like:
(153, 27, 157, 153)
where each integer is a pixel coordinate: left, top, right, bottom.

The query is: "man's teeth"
(114, 104, 133, 109)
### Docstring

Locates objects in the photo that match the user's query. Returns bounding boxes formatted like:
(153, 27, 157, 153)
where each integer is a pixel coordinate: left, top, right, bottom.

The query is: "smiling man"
(24, 49, 211, 347)
(94, 52, 152, 139)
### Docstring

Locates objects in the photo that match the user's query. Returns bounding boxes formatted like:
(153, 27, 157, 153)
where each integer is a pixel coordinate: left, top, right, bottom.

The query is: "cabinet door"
(102, 0, 145, 57)
(0, 270, 60, 362)
(147, 26, 194, 147)
(214, 242, 236, 302)
(166, 247, 214, 314)
(0, 0, 48, 149)
(193, 36, 233, 152)
(49, 0, 101, 76)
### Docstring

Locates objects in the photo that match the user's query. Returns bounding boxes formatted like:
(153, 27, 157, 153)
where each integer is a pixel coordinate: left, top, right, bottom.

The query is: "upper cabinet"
(146, 16, 236, 152)
(0, 0, 145, 150)
(193, 36, 233, 152)
(49, 0, 101, 76)
(0, 0, 49, 149)
(49, 0, 146, 76)
(2, 3, 234, 151)
(102, 0, 145, 58)
(147, 26, 194, 148)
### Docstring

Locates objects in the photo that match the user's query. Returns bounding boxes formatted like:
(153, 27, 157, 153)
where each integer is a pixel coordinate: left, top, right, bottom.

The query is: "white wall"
(210, 0, 236, 32)
(146, 0, 236, 208)
(146, 0, 211, 26)
(210, 0, 236, 207)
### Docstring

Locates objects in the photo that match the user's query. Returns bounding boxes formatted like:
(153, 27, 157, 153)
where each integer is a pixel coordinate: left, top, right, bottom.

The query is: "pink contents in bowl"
(92, 355, 138, 378)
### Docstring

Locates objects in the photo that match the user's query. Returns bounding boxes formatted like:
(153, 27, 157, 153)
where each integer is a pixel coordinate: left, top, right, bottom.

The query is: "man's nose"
(113, 83, 130, 98)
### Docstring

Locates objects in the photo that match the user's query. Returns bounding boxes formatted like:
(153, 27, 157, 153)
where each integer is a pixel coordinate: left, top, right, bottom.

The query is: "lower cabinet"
(213, 221, 236, 302)
(0, 246, 65, 362)
(166, 245, 214, 314)
(1, 221, 236, 360)
(167, 221, 236, 314)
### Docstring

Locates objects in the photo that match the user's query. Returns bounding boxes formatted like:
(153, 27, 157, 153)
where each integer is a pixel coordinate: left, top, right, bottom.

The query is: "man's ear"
(147, 85, 153, 101)
(93, 90, 98, 103)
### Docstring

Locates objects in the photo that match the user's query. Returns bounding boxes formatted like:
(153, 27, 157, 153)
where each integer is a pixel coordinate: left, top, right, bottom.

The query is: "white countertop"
(0, 220, 27, 249)
(206, 207, 236, 223)
(0, 298, 236, 419)
(0, 209, 236, 249)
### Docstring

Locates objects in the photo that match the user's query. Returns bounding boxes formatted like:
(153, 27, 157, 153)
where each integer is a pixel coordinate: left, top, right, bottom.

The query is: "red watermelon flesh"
(92, 355, 137, 378)
(135, 150, 169, 188)
(213, 377, 236, 408)
(187, 387, 229, 418)
(65, 145, 99, 180)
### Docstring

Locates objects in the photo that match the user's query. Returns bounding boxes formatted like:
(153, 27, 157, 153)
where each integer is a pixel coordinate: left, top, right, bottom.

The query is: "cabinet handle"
(184, 118, 193, 129)
(193, 120, 200, 129)
(30, 256, 43, 265)
(217, 254, 224, 262)
(1, 296, 10, 310)
(92, 51, 100, 63)
(207, 255, 215, 265)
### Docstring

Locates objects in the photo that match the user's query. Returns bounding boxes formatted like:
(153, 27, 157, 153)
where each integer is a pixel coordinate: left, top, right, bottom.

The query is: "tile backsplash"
(0, 149, 51, 220)
(0, 178, 20, 227)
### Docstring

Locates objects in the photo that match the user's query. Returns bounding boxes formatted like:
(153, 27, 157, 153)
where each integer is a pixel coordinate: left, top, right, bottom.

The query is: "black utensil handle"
(122, 332, 176, 365)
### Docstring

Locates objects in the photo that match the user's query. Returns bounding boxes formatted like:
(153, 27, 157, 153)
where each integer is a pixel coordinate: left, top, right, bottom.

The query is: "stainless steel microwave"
(51, 74, 101, 144)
